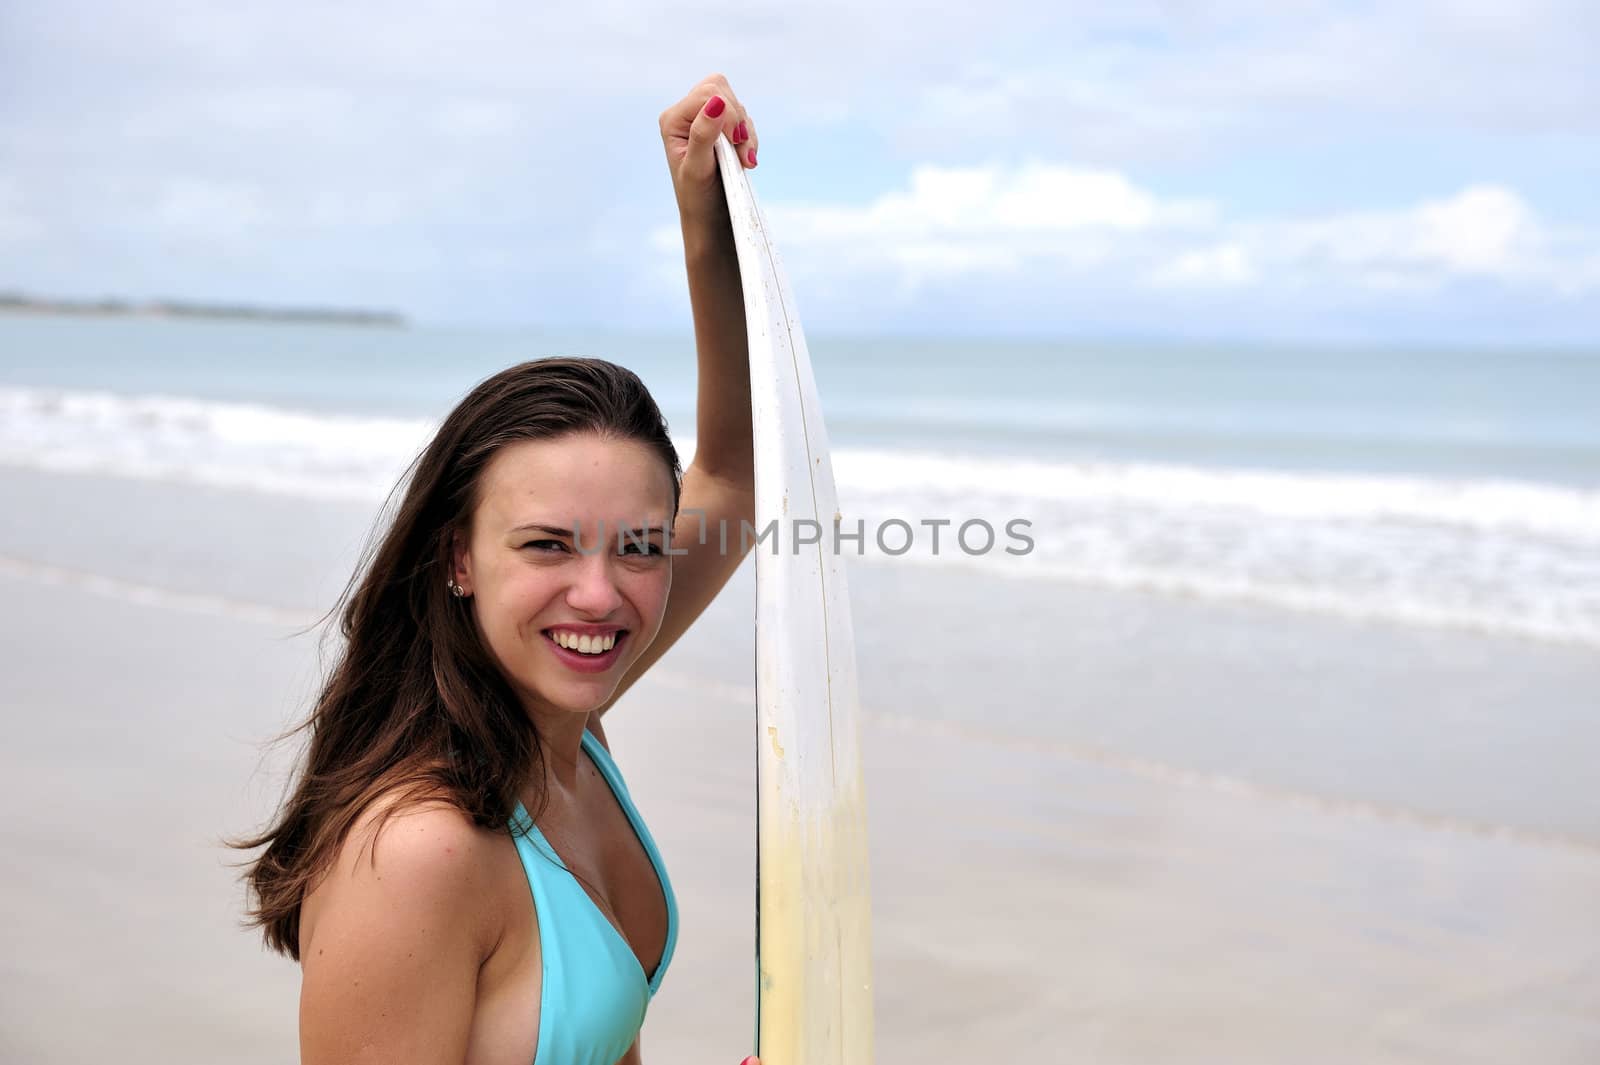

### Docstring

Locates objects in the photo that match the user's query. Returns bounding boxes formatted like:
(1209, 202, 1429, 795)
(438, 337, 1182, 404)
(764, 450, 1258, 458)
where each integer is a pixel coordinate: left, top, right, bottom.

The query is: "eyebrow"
(509, 522, 670, 537)
(510, 523, 582, 537)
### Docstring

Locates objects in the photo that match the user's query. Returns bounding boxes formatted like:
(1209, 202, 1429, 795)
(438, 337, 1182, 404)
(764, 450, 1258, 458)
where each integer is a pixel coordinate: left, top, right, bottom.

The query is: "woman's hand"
(658, 73, 759, 232)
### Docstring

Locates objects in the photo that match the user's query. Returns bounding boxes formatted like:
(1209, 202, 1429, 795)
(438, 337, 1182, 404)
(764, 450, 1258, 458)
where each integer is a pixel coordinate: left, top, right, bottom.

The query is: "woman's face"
(452, 432, 676, 721)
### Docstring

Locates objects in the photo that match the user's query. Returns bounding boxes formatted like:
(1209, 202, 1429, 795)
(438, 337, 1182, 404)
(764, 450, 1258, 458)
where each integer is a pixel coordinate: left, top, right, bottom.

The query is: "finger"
(681, 93, 731, 184)
(658, 73, 726, 152)
(663, 75, 757, 171)
(700, 72, 736, 115)
(710, 91, 758, 168)
(727, 105, 757, 168)
(681, 72, 735, 135)
(708, 79, 758, 169)
(730, 112, 757, 165)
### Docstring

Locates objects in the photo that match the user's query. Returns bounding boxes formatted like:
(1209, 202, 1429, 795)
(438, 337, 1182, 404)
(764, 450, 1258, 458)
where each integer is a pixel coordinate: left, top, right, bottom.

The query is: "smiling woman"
(228, 73, 763, 1065)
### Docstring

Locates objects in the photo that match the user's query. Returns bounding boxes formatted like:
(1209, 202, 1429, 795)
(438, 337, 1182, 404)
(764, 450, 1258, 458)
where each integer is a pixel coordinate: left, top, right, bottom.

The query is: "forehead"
(474, 433, 674, 528)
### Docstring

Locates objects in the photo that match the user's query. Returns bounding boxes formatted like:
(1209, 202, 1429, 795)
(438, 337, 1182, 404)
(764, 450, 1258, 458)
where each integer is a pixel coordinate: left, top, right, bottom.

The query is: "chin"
(527, 675, 622, 717)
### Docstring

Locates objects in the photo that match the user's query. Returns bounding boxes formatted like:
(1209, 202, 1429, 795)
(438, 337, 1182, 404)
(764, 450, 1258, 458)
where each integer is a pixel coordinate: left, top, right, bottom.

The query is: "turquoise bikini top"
(507, 730, 678, 1065)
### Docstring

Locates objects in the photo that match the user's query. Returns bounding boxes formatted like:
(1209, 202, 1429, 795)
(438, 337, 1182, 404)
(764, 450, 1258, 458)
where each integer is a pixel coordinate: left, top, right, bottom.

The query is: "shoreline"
(0, 294, 406, 328)
(1, 463, 1597, 845)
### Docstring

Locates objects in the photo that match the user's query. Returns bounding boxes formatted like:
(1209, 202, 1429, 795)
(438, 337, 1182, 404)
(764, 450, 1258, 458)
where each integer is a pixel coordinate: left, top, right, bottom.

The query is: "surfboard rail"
(713, 134, 876, 1065)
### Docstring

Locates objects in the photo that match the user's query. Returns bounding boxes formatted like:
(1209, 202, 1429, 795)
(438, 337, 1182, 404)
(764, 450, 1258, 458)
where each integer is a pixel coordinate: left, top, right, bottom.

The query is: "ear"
(450, 527, 474, 597)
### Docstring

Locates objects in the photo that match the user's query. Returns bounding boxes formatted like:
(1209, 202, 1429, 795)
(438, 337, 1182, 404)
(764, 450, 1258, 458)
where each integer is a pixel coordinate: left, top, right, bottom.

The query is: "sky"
(2, 0, 1597, 343)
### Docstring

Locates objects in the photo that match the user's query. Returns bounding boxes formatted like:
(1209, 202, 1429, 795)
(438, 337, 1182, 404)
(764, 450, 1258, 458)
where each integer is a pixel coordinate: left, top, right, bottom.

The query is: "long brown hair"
(229, 356, 682, 959)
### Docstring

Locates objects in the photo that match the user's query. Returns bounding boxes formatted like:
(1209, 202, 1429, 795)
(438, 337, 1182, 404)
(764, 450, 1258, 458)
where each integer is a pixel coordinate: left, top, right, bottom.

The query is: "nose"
(564, 549, 624, 618)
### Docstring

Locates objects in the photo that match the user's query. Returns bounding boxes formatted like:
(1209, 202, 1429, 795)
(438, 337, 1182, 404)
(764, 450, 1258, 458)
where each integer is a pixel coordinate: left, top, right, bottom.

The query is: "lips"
(541, 628, 628, 674)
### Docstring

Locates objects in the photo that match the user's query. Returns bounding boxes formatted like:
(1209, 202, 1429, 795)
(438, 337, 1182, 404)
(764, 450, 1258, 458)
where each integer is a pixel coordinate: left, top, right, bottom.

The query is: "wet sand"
(3, 561, 1598, 1064)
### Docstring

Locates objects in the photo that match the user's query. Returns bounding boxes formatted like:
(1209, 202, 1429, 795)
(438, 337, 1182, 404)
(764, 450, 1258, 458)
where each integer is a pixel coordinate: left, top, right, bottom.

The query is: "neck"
(527, 705, 592, 793)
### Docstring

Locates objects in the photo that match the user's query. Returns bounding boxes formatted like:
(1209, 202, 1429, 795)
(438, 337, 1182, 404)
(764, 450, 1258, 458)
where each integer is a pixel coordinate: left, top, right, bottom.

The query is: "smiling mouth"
(542, 629, 628, 657)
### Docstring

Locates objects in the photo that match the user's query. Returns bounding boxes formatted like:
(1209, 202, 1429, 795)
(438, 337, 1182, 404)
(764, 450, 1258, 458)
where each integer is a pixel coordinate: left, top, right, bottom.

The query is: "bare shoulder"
(349, 794, 497, 884)
(299, 795, 506, 1065)
(303, 793, 501, 952)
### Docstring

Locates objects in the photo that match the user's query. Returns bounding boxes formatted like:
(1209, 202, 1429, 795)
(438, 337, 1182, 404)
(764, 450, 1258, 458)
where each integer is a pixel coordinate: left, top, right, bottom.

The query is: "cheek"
(627, 567, 673, 634)
(476, 565, 550, 641)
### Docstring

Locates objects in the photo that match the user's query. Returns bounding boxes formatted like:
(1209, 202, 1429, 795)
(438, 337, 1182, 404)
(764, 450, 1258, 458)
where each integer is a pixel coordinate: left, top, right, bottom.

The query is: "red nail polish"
(705, 95, 726, 118)
(739, 1057, 759, 1065)
(747, 148, 757, 166)
(735, 121, 747, 142)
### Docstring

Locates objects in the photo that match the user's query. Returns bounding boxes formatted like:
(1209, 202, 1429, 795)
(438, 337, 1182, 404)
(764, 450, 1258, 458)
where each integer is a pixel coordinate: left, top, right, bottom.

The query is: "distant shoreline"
(0, 293, 406, 328)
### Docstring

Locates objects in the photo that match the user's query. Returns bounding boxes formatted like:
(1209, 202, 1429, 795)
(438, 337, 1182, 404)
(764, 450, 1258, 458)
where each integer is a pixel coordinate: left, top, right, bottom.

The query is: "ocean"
(3, 314, 1598, 842)
(5, 315, 1598, 640)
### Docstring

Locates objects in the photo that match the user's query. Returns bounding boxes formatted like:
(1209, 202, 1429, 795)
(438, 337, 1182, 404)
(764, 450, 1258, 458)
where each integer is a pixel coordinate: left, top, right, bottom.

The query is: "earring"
(447, 578, 467, 599)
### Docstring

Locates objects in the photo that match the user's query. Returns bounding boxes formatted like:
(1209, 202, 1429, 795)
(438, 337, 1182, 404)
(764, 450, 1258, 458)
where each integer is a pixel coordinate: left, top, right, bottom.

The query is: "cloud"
(686, 162, 1595, 304)
(1179, 185, 1599, 297)
(1257, 186, 1552, 289)
(1150, 244, 1257, 288)
(692, 163, 1216, 289)
(1, 0, 1596, 337)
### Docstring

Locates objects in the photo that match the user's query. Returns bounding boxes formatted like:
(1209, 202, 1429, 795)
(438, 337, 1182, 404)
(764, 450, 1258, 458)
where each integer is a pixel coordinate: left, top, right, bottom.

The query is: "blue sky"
(2, 0, 1597, 342)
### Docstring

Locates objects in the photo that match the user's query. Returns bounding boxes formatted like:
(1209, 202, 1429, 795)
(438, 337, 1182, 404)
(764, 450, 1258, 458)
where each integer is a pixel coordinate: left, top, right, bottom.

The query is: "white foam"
(832, 447, 1600, 543)
(831, 453, 1600, 648)
(0, 386, 431, 501)
(5, 385, 1598, 647)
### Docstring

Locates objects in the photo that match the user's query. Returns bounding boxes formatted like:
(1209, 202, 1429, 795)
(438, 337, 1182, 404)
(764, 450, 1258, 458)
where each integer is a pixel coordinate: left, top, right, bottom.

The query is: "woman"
(233, 74, 764, 1065)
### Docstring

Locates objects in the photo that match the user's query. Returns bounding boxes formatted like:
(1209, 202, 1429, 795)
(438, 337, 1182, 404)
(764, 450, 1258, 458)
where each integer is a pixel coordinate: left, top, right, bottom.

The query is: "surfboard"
(713, 135, 876, 1065)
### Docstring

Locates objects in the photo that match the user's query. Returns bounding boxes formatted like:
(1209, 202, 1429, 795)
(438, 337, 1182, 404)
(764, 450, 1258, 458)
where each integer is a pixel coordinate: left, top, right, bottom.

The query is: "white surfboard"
(713, 135, 875, 1065)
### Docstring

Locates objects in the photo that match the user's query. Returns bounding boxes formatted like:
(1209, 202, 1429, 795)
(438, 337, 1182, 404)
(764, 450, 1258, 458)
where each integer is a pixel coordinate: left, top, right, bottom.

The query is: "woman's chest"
(464, 801, 668, 1065)
(537, 781, 670, 978)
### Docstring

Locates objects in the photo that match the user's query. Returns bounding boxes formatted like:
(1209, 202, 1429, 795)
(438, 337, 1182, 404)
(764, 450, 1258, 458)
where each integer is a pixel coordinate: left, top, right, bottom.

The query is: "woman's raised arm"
(597, 73, 759, 713)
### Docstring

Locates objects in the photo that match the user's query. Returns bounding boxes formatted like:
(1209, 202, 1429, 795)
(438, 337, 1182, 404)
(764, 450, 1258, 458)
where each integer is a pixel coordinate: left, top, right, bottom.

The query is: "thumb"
(681, 93, 730, 185)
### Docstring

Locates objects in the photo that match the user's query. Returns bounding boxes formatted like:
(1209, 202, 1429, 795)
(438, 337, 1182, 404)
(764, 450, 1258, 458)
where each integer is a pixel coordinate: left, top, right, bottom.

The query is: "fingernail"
(705, 95, 726, 118)
(735, 121, 747, 142)
(740, 1057, 759, 1065)
(747, 148, 757, 166)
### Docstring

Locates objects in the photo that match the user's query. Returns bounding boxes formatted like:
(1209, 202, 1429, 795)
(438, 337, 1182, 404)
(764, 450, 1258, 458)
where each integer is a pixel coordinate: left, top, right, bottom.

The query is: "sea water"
(3, 315, 1599, 844)
(4, 314, 1597, 646)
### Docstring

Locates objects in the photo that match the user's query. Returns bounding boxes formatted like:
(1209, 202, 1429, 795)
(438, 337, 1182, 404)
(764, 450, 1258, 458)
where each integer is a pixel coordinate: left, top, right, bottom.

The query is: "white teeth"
(550, 630, 618, 655)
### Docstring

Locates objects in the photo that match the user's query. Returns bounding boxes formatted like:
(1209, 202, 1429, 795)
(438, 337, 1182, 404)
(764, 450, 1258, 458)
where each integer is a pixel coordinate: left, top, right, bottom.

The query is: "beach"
(2, 318, 1599, 1063)
(3, 463, 1598, 1064)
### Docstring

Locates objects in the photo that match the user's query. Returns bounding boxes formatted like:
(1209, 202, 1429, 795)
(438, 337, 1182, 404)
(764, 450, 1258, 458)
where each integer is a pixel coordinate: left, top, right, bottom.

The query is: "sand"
(2, 466, 1598, 1063)
(3, 559, 1599, 1064)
